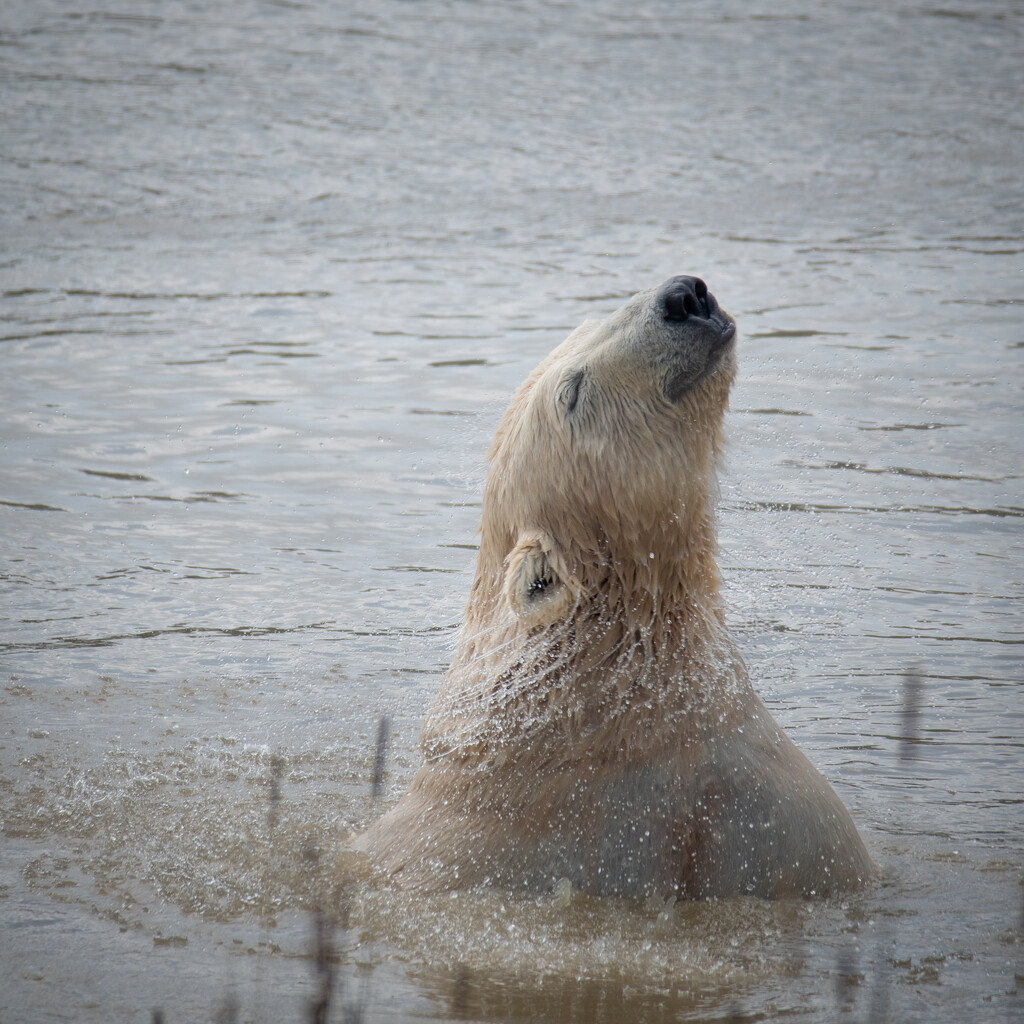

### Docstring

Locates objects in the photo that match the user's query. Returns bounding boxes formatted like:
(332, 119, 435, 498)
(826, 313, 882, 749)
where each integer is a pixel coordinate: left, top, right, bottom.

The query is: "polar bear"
(356, 275, 874, 899)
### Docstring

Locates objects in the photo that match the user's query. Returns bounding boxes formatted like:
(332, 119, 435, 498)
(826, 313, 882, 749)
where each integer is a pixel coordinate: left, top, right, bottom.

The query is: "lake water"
(1, 0, 1021, 1021)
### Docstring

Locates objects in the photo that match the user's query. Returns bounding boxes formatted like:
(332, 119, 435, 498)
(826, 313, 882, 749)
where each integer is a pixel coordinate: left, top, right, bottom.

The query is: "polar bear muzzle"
(657, 276, 736, 402)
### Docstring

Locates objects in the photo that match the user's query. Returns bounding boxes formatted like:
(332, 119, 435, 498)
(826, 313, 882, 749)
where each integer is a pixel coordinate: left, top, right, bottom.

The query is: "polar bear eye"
(558, 369, 587, 415)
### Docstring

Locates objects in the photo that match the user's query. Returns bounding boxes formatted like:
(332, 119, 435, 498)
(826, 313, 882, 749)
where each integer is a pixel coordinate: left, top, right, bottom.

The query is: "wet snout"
(659, 274, 735, 343)
(661, 276, 713, 321)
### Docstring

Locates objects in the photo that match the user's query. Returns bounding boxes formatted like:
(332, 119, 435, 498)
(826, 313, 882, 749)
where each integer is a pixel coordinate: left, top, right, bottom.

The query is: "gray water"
(1, 0, 1022, 1021)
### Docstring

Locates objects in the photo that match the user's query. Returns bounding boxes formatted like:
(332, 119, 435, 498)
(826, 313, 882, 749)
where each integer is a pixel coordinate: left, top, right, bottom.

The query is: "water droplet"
(552, 877, 573, 909)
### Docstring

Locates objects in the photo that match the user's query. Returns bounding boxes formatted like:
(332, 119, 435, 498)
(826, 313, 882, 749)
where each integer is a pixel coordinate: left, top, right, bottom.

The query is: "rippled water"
(1, 1, 1022, 1021)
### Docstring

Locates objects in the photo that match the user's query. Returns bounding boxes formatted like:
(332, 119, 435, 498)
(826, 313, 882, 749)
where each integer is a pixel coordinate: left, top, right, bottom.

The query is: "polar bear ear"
(504, 532, 577, 627)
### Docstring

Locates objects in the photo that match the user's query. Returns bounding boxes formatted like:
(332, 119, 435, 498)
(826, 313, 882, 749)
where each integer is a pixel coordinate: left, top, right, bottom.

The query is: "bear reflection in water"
(355, 276, 874, 899)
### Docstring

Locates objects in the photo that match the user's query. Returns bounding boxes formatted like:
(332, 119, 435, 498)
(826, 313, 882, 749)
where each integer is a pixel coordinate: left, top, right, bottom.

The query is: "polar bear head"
(480, 275, 737, 629)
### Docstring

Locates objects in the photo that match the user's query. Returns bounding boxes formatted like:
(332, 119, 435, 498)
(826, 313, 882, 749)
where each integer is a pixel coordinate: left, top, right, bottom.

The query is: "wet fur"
(355, 279, 874, 898)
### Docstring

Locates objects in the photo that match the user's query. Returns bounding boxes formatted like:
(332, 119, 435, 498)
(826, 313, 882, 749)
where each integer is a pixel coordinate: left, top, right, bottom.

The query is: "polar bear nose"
(661, 275, 711, 322)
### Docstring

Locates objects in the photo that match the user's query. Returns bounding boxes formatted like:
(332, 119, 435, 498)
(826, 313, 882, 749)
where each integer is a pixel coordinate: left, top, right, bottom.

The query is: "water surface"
(1, 1, 1022, 1021)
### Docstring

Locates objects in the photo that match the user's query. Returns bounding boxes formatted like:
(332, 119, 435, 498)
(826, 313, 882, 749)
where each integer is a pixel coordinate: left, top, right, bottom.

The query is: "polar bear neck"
(477, 421, 728, 623)
(465, 492, 728, 681)
(422, 573, 748, 769)
(419, 483, 739, 764)
(421, 355, 739, 762)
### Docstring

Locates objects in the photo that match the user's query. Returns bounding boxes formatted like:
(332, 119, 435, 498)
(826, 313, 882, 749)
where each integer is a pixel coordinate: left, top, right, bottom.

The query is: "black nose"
(661, 276, 711, 322)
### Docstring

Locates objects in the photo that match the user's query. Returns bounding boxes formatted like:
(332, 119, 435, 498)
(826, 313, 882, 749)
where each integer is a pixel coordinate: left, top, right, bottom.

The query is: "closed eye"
(559, 368, 587, 414)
